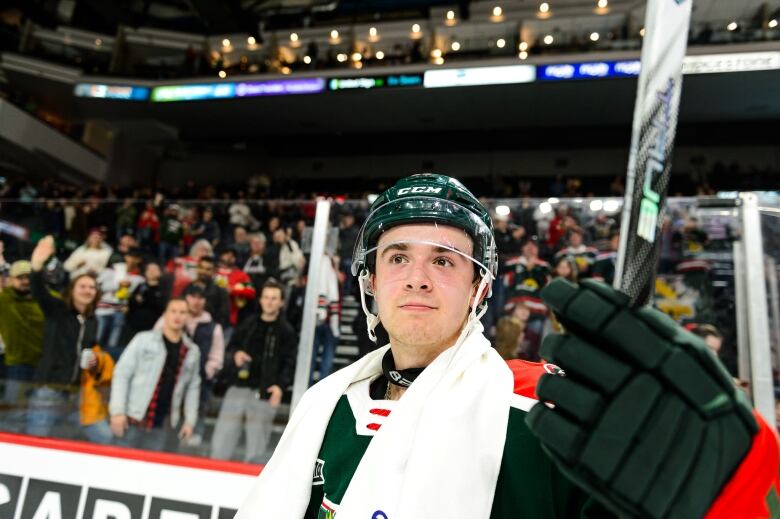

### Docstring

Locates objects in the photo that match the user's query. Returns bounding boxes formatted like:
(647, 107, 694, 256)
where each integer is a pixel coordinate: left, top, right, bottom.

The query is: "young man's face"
(186, 294, 206, 316)
(164, 300, 188, 331)
(197, 260, 215, 281)
(372, 224, 477, 352)
(260, 287, 284, 316)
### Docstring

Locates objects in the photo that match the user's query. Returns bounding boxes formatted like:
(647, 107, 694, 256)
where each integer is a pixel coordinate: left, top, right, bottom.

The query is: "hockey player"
(236, 174, 779, 519)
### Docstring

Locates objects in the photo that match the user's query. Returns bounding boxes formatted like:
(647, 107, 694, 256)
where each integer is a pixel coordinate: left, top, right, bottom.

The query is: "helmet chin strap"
(357, 267, 492, 344)
(358, 269, 381, 343)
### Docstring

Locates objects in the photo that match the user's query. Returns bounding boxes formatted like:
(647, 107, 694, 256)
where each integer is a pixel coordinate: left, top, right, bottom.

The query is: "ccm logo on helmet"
(397, 187, 443, 195)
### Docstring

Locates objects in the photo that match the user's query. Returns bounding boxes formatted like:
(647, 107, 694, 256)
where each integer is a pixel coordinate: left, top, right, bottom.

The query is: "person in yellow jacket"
(78, 345, 115, 444)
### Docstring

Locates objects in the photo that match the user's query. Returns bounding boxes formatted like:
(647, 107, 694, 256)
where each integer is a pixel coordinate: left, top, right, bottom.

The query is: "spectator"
(229, 194, 255, 230)
(211, 279, 297, 462)
(0, 260, 44, 430)
(552, 255, 579, 284)
(167, 239, 214, 297)
(185, 255, 230, 328)
(494, 316, 524, 360)
(503, 239, 551, 361)
(337, 210, 359, 296)
(136, 201, 160, 252)
(689, 323, 723, 357)
(109, 298, 200, 451)
(108, 234, 139, 266)
(115, 200, 137, 243)
(231, 226, 251, 266)
(63, 228, 113, 277)
(243, 233, 275, 290)
(554, 227, 597, 277)
(95, 248, 145, 356)
(216, 247, 257, 330)
(591, 231, 620, 285)
(310, 253, 340, 383)
(159, 204, 184, 265)
(273, 227, 305, 294)
(155, 284, 224, 444)
(493, 212, 525, 259)
(26, 236, 112, 443)
(192, 207, 220, 248)
(122, 261, 167, 347)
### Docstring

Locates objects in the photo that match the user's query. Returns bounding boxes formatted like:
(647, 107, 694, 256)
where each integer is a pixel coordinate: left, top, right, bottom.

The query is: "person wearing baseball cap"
(0, 260, 44, 431)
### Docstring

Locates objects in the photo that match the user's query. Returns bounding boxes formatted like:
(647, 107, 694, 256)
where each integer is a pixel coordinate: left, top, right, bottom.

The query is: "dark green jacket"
(0, 287, 44, 366)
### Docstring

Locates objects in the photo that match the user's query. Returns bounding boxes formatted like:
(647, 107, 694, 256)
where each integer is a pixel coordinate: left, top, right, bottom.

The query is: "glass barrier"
(760, 195, 780, 392)
(0, 195, 750, 462)
(0, 199, 319, 464)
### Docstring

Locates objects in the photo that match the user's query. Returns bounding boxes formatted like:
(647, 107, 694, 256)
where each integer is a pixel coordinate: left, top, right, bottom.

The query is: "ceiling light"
(247, 36, 256, 45)
(337, 53, 347, 62)
(369, 27, 378, 37)
(493, 6, 503, 17)
(543, 34, 554, 45)
(589, 199, 603, 212)
(94, 38, 102, 46)
(330, 30, 339, 39)
(412, 23, 421, 33)
(354, 61, 363, 69)
(519, 51, 528, 59)
(519, 41, 528, 51)
(597, 0, 608, 8)
(539, 2, 550, 13)
(376, 51, 385, 60)
(434, 57, 444, 65)
(447, 10, 456, 20)
(727, 21, 738, 31)
(639, 27, 645, 37)
(590, 32, 600, 41)
(539, 202, 552, 214)
(218, 70, 226, 78)
(303, 55, 312, 64)
(431, 48, 442, 58)
(769, 19, 778, 28)
(281, 66, 291, 74)
(497, 38, 506, 48)
(603, 200, 621, 212)
(548, 197, 559, 204)
(222, 39, 230, 47)
(352, 52, 362, 62)
(451, 41, 461, 51)
(495, 205, 511, 216)
(290, 33, 299, 42)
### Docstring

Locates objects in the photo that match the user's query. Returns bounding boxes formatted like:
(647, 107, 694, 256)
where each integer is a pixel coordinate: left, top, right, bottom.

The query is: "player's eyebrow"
(433, 245, 465, 256)
(379, 242, 409, 259)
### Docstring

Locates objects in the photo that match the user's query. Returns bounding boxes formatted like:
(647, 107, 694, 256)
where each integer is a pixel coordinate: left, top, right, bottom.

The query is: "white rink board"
(0, 438, 259, 519)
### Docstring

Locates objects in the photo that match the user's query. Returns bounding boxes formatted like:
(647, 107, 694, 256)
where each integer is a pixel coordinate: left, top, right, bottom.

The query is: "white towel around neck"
(234, 321, 513, 519)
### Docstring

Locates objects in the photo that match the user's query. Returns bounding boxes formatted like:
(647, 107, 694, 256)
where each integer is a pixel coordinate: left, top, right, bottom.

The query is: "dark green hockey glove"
(525, 278, 758, 519)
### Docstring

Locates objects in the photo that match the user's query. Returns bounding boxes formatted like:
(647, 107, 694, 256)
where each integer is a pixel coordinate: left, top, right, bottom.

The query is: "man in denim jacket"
(109, 298, 201, 451)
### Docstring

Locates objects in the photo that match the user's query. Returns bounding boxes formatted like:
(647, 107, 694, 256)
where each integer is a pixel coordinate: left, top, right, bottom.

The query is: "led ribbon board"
(538, 51, 780, 81)
(423, 65, 536, 88)
(74, 84, 150, 100)
(328, 74, 423, 91)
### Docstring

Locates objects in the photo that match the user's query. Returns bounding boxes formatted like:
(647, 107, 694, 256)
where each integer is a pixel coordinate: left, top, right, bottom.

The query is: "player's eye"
(389, 254, 408, 264)
(433, 256, 455, 267)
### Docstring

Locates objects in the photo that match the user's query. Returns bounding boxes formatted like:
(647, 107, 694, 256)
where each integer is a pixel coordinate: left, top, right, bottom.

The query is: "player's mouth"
(399, 302, 437, 311)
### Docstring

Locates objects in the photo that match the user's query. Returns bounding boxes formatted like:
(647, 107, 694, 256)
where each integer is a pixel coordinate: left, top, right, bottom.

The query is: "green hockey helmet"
(351, 174, 498, 281)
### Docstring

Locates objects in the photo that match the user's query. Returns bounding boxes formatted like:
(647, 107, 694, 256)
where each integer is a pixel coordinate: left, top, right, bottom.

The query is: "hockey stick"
(613, 0, 693, 307)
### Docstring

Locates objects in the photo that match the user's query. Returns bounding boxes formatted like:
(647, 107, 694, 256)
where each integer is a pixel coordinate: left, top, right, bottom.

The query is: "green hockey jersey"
(304, 361, 611, 519)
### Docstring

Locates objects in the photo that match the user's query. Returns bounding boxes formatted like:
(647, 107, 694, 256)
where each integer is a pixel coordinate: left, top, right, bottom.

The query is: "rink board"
(0, 432, 260, 519)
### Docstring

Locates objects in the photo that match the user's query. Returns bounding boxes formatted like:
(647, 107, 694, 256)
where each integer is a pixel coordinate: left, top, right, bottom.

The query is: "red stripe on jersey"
(506, 359, 561, 400)
(366, 423, 381, 431)
(369, 408, 391, 417)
